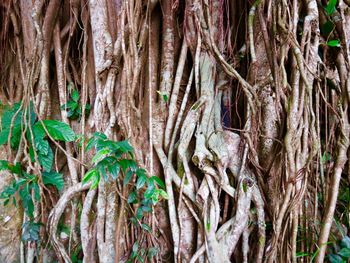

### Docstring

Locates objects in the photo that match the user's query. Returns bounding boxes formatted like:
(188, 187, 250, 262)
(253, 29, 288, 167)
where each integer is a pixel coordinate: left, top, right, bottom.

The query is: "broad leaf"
(108, 163, 120, 179)
(136, 174, 147, 190)
(92, 148, 111, 164)
(0, 129, 9, 145)
(115, 140, 134, 153)
(38, 146, 53, 172)
(338, 247, 350, 258)
(19, 185, 34, 218)
(42, 171, 64, 191)
(34, 120, 75, 142)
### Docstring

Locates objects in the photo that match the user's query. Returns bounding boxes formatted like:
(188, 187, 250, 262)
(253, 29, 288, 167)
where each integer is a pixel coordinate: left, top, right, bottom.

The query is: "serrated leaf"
(33, 120, 75, 142)
(34, 138, 49, 156)
(327, 39, 341, 47)
(42, 171, 64, 191)
(71, 90, 80, 102)
(10, 126, 22, 149)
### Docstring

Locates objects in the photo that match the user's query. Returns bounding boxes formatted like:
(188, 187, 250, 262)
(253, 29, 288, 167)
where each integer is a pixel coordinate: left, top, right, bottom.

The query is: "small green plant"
(61, 84, 90, 120)
(82, 132, 167, 262)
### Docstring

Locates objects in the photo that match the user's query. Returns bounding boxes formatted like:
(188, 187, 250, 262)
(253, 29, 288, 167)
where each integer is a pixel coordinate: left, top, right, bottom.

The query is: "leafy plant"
(0, 102, 74, 241)
(328, 236, 350, 263)
(61, 84, 91, 120)
(82, 132, 167, 262)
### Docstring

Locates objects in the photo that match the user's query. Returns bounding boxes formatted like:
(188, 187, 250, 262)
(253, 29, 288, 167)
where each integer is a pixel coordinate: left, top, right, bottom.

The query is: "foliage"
(0, 102, 74, 241)
(328, 236, 350, 263)
(83, 132, 167, 261)
(61, 83, 91, 120)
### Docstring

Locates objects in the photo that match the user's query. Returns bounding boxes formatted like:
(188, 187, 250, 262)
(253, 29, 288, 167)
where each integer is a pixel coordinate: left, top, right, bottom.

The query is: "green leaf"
(158, 189, 169, 200)
(296, 252, 309, 258)
(71, 90, 80, 102)
(2, 102, 22, 128)
(327, 39, 341, 47)
(33, 120, 75, 142)
(0, 160, 9, 170)
(124, 170, 133, 185)
(108, 163, 120, 179)
(150, 176, 165, 189)
(119, 159, 137, 172)
(42, 171, 64, 191)
(338, 247, 350, 258)
(32, 183, 40, 201)
(127, 191, 138, 204)
(82, 169, 98, 184)
(90, 172, 100, 190)
(22, 221, 42, 242)
(115, 140, 134, 153)
(34, 138, 49, 156)
(132, 242, 139, 253)
(8, 162, 22, 175)
(141, 205, 152, 213)
(328, 254, 343, 263)
(38, 146, 53, 172)
(136, 174, 147, 190)
(147, 247, 158, 259)
(19, 185, 34, 218)
(341, 236, 350, 249)
(0, 129, 9, 145)
(10, 126, 22, 149)
(136, 207, 143, 219)
(325, 0, 337, 15)
(141, 223, 151, 232)
(92, 148, 111, 164)
(156, 91, 169, 103)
